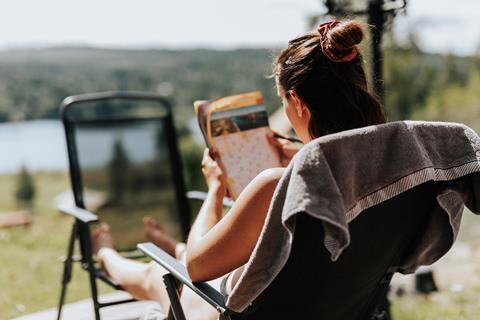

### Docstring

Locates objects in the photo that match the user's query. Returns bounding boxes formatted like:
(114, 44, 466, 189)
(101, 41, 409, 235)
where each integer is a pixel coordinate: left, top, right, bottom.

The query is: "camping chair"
(138, 182, 437, 320)
(137, 121, 480, 320)
(56, 91, 195, 320)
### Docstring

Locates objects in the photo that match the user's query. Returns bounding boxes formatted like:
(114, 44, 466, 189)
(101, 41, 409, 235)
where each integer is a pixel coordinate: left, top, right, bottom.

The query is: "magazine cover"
(194, 91, 282, 199)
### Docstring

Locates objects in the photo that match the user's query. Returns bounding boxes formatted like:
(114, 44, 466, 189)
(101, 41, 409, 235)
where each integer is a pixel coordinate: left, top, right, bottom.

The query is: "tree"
(108, 139, 131, 205)
(15, 165, 35, 207)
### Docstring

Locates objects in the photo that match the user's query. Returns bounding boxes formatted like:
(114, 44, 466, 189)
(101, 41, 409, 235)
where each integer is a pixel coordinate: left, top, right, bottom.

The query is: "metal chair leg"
(163, 274, 186, 320)
(88, 262, 101, 320)
(57, 222, 78, 320)
(78, 223, 101, 320)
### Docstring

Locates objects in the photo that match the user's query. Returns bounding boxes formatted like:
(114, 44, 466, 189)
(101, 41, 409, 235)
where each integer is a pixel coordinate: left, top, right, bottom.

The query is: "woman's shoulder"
(238, 167, 285, 198)
(254, 167, 285, 185)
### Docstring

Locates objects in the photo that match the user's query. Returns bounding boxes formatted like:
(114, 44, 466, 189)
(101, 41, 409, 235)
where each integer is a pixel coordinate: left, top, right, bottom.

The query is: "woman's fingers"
(202, 148, 210, 164)
(209, 147, 220, 157)
(201, 149, 213, 175)
(267, 133, 294, 150)
(266, 133, 277, 147)
(201, 148, 227, 188)
(266, 132, 285, 150)
(266, 132, 300, 167)
(270, 129, 289, 139)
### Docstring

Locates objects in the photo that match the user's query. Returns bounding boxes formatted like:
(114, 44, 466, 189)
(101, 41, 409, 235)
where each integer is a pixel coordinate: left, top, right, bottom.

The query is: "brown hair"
(274, 20, 386, 138)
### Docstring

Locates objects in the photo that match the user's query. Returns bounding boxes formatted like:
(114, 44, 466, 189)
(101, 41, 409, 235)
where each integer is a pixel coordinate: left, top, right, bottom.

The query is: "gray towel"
(226, 120, 480, 312)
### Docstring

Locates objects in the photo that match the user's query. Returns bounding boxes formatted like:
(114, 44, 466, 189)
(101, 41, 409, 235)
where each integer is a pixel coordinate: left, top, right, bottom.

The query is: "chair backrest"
(61, 92, 191, 250)
(235, 181, 444, 320)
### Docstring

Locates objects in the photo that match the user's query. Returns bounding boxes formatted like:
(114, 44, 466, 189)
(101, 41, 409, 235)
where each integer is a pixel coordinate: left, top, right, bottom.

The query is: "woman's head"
(274, 19, 386, 142)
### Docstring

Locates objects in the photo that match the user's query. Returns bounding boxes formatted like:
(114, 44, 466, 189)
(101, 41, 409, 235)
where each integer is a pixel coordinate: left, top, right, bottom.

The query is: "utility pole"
(319, 0, 407, 102)
(368, 0, 385, 100)
(308, 3, 409, 319)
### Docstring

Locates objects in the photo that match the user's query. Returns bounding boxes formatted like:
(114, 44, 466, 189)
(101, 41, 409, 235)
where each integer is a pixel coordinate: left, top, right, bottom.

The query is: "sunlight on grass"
(392, 287, 480, 320)
(0, 172, 113, 319)
(2, 171, 480, 319)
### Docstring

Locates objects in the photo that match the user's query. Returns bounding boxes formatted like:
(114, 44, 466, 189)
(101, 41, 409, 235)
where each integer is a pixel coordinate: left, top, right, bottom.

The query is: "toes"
(144, 216, 163, 230)
(143, 216, 156, 226)
(100, 223, 111, 232)
(92, 223, 113, 248)
(95, 223, 108, 233)
(93, 226, 103, 238)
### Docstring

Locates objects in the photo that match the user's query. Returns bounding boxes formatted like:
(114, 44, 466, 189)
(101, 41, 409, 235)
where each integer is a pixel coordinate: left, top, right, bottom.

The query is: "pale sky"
(394, 0, 480, 55)
(1, 0, 479, 55)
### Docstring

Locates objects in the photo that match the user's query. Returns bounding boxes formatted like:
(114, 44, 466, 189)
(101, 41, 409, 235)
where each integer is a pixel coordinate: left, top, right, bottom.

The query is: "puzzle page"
(210, 103, 281, 199)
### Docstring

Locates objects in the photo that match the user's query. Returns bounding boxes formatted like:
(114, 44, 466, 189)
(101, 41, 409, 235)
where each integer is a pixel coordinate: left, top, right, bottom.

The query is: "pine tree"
(108, 139, 130, 205)
(15, 165, 35, 207)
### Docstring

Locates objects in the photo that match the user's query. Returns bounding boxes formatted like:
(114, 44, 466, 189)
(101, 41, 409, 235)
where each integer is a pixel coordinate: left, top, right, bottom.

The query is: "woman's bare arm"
(186, 160, 284, 282)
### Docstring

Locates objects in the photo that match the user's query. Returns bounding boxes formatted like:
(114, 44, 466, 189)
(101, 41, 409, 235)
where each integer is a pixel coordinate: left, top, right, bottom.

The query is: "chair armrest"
(186, 191, 234, 208)
(137, 242, 228, 314)
(57, 204, 99, 224)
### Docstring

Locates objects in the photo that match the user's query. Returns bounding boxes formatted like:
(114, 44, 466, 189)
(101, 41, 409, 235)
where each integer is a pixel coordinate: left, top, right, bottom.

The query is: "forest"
(0, 39, 478, 131)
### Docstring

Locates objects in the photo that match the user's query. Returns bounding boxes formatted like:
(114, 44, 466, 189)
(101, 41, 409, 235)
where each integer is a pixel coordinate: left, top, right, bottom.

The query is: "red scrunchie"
(317, 20, 358, 63)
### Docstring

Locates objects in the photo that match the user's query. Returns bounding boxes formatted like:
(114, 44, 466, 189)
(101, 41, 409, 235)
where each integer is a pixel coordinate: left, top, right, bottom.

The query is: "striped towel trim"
(345, 161, 480, 223)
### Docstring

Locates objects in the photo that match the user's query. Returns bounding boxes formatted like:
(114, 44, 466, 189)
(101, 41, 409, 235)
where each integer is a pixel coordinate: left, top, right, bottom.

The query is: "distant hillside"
(0, 47, 278, 121)
(0, 45, 479, 127)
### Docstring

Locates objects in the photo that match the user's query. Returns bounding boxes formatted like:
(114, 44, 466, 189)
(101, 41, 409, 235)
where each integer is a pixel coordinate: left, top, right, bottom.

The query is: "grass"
(392, 288, 480, 319)
(0, 215, 113, 319)
(1, 171, 480, 319)
(0, 171, 114, 319)
(391, 211, 480, 319)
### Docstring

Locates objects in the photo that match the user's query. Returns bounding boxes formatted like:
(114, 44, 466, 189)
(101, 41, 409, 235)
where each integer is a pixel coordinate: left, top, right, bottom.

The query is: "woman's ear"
(289, 91, 309, 118)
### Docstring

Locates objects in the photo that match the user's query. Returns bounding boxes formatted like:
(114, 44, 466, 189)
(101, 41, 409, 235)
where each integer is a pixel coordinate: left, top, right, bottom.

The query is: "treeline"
(383, 39, 480, 132)
(0, 47, 277, 121)
(0, 44, 479, 130)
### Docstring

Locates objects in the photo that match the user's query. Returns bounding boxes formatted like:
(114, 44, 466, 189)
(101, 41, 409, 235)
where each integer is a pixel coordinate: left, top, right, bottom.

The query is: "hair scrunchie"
(317, 20, 358, 63)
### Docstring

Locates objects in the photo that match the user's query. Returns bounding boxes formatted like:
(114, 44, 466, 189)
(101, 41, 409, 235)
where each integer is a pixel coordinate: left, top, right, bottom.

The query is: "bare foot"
(92, 223, 114, 257)
(143, 216, 178, 257)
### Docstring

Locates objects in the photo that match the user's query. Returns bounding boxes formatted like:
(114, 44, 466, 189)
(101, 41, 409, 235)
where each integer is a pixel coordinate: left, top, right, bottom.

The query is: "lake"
(0, 120, 68, 174)
(0, 118, 203, 175)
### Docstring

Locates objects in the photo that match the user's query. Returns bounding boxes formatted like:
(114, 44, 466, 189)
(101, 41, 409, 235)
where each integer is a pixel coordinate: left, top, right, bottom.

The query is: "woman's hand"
(201, 148, 227, 193)
(267, 132, 302, 167)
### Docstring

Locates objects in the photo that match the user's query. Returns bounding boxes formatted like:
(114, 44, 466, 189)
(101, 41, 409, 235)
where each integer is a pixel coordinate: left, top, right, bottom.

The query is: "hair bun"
(328, 20, 364, 52)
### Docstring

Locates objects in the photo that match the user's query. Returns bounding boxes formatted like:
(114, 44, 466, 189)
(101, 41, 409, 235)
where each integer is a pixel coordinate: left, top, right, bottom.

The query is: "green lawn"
(1, 171, 480, 319)
(392, 287, 480, 319)
(0, 171, 114, 319)
(0, 214, 114, 319)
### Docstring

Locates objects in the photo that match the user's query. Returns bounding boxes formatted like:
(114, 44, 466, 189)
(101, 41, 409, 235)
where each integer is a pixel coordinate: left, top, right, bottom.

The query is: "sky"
(0, 0, 479, 55)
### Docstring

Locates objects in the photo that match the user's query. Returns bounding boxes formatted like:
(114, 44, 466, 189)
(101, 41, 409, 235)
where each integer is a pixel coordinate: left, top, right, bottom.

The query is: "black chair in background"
(56, 91, 192, 320)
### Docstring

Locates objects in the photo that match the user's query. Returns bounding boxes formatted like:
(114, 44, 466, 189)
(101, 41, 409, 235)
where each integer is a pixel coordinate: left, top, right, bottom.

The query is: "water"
(0, 120, 68, 174)
(74, 120, 163, 169)
(0, 118, 204, 175)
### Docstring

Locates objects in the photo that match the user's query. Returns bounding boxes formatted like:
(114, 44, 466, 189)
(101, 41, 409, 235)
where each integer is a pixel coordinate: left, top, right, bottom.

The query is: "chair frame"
(136, 241, 389, 320)
(57, 91, 192, 320)
(138, 242, 231, 320)
(136, 181, 439, 320)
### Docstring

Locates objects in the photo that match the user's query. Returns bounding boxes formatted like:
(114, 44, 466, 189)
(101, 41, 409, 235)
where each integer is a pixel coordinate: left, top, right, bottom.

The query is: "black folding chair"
(136, 120, 480, 320)
(138, 182, 439, 320)
(56, 91, 193, 320)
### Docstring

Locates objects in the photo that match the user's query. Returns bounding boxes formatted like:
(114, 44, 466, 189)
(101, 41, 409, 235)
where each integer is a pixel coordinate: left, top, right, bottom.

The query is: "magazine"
(194, 91, 282, 199)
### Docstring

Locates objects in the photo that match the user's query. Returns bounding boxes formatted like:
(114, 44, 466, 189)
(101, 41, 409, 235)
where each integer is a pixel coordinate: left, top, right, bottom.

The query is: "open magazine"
(194, 91, 282, 199)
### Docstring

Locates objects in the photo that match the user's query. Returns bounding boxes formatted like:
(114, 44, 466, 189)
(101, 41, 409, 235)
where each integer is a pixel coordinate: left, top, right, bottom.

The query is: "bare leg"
(93, 224, 170, 308)
(142, 216, 179, 258)
(93, 223, 218, 320)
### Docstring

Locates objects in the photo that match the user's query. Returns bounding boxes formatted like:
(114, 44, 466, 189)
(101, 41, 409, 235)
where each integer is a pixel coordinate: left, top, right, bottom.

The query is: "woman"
(93, 19, 386, 319)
